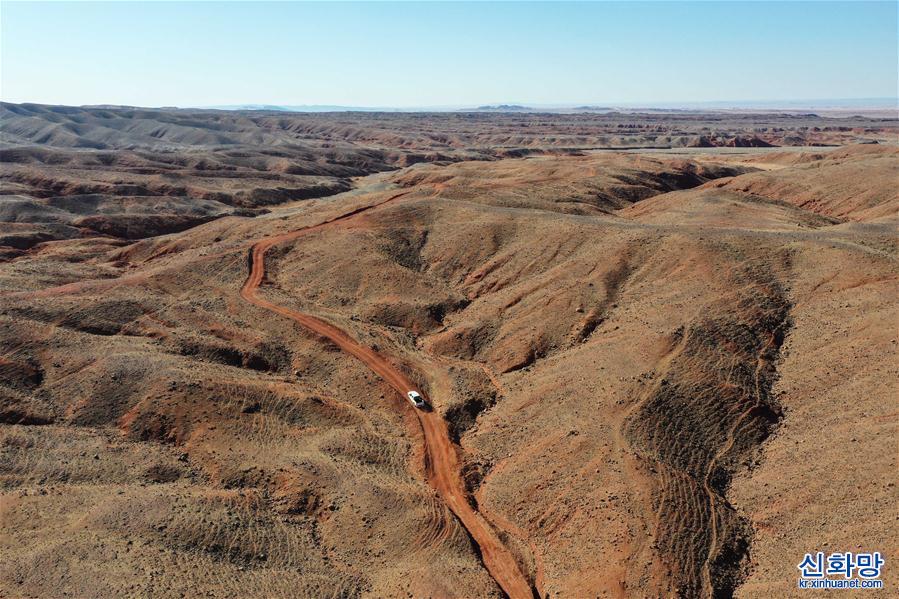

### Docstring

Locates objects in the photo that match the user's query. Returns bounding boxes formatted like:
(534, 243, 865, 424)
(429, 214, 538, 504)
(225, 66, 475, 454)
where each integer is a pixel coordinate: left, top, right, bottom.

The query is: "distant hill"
(470, 104, 534, 112)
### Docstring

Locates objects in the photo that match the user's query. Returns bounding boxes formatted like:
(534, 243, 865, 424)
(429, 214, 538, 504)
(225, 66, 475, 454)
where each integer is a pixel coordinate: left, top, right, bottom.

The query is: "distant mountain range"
(72, 98, 896, 114)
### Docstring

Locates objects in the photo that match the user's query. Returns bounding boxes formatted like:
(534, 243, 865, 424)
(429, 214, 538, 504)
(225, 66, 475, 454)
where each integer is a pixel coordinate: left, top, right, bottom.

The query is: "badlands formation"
(1, 103, 897, 598)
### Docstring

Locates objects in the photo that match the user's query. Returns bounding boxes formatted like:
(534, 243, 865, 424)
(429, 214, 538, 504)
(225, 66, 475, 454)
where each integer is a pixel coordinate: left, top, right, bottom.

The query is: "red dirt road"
(239, 193, 535, 599)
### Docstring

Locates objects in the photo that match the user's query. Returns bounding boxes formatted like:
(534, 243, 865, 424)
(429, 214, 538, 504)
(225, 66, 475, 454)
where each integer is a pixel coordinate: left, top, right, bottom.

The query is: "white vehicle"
(406, 390, 426, 409)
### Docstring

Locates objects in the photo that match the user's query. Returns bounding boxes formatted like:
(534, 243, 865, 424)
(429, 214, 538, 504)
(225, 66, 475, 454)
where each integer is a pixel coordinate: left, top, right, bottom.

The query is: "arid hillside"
(4, 103, 894, 254)
(1, 107, 897, 598)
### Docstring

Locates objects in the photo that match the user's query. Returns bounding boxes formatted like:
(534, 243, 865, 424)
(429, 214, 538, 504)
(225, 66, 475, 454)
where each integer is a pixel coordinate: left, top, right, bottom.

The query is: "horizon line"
(3, 96, 898, 114)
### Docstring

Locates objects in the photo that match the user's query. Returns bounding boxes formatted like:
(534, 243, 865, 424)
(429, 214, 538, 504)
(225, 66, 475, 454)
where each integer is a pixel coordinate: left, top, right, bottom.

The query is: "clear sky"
(2, 1, 897, 108)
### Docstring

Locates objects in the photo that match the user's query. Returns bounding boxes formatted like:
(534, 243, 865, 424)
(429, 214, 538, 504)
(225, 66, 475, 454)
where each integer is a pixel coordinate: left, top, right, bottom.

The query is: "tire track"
(619, 271, 791, 597)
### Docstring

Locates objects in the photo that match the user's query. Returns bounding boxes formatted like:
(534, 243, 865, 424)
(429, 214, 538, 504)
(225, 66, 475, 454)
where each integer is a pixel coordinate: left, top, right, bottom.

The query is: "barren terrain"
(1, 104, 897, 598)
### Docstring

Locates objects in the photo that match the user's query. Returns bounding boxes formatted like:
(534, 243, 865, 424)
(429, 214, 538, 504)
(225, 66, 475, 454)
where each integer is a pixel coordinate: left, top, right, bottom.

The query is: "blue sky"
(1, 1, 896, 107)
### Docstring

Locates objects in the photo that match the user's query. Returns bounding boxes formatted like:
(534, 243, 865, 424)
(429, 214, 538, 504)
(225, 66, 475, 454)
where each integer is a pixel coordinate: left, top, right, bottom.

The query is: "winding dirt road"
(239, 192, 535, 599)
